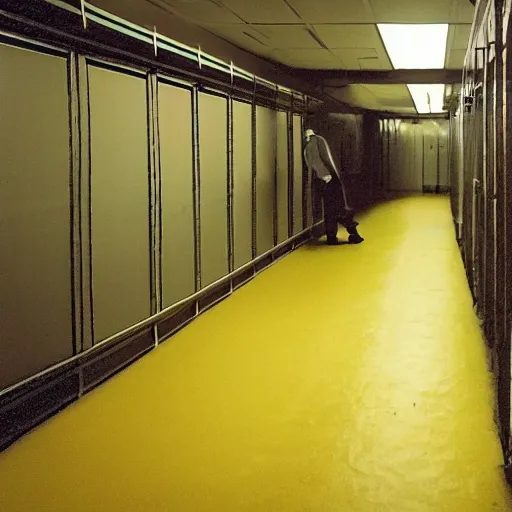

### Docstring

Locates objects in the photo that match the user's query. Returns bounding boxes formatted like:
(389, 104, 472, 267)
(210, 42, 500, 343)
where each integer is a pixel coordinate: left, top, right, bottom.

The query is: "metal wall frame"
(450, 0, 512, 476)
(0, 4, 317, 450)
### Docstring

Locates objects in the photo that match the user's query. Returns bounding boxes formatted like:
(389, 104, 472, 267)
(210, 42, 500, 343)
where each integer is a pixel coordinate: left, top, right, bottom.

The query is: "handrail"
(0, 221, 322, 399)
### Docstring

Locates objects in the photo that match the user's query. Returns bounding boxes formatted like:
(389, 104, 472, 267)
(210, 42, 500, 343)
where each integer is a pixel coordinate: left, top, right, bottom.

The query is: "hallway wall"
(0, 2, 321, 449)
(380, 118, 449, 193)
(450, 0, 512, 472)
(0, 33, 309, 390)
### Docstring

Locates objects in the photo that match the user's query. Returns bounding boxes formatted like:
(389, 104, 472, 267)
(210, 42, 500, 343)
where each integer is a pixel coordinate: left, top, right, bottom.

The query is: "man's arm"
(305, 138, 332, 181)
(317, 136, 339, 176)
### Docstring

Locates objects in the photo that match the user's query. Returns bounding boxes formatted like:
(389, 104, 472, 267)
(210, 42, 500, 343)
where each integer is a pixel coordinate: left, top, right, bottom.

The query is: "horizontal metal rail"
(0, 221, 322, 399)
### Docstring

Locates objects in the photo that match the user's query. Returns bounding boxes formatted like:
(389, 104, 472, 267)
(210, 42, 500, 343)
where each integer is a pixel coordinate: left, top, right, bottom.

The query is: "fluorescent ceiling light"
(378, 24, 449, 114)
(377, 24, 449, 69)
(407, 84, 445, 114)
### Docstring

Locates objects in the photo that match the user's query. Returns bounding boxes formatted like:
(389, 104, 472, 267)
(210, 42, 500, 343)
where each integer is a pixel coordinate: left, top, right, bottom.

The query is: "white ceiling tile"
(218, 0, 301, 23)
(287, 0, 373, 23)
(199, 23, 274, 56)
(270, 49, 344, 68)
(253, 25, 322, 49)
(158, 0, 241, 23)
(369, 0, 454, 23)
(358, 58, 383, 70)
(333, 48, 378, 66)
(313, 24, 382, 49)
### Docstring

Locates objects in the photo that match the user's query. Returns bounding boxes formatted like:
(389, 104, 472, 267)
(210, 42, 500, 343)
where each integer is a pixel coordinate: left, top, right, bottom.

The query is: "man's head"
(304, 128, 315, 142)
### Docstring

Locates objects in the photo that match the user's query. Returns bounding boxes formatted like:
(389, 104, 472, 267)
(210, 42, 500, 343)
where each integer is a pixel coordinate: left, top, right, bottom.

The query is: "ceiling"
(144, 0, 474, 113)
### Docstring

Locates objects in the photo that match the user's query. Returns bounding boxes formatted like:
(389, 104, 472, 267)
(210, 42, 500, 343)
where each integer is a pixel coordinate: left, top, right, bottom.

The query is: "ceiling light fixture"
(377, 24, 449, 70)
(377, 24, 449, 114)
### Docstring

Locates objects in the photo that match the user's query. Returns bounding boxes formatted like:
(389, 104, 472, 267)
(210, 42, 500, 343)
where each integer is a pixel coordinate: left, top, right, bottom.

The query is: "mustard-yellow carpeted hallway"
(0, 196, 511, 511)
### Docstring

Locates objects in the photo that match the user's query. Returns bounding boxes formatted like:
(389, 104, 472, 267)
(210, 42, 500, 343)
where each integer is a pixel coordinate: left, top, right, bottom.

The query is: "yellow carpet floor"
(1, 195, 511, 511)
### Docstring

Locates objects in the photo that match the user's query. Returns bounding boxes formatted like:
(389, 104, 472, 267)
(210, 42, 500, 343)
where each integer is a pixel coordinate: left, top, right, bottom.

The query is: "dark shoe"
(326, 236, 341, 246)
(346, 224, 360, 235)
(348, 233, 364, 244)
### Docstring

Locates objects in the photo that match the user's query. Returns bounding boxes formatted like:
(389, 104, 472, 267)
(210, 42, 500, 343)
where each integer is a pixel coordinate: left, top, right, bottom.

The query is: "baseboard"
(0, 371, 79, 452)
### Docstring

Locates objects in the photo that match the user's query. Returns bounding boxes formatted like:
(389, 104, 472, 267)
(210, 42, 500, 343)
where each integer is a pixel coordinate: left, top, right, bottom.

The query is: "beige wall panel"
(423, 128, 439, 189)
(0, 45, 73, 389)
(276, 111, 289, 243)
(392, 129, 402, 190)
(199, 93, 229, 287)
(388, 122, 418, 191)
(414, 125, 424, 189)
(292, 115, 304, 234)
(398, 123, 419, 191)
(89, 66, 151, 342)
(385, 120, 448, 192)
(438, 122, 450, 187)
(159, 82, 195, 306)
(233, 101, 253, 269)
(388, 127, 400, 190)
(382, 124, 390, 187)
(256, 106, 277, 255)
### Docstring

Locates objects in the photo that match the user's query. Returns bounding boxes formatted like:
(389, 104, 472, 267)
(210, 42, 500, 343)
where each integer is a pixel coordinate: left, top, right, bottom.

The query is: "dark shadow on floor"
(306, 190, 439, 249)
(306, 239, 350, 247)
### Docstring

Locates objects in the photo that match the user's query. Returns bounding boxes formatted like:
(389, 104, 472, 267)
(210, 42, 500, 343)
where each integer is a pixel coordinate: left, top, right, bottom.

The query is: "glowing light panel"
(378, 24, 449, 114)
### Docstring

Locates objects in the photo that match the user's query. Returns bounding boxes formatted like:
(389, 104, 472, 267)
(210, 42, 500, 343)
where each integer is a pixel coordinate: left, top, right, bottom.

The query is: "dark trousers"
(317, 175, 356, 239)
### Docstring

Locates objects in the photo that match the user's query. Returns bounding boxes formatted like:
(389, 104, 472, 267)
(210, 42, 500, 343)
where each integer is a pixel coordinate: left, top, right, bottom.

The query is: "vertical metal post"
(80, 0, 87, 29)
(77, 54, 93, 350)
(227, 93, 235, 274)
(251, 78, 257, 259)
(287, 93, 295, 238)
(68, 51, 82, 356)
(147, 74, 157, 316)
(422, 130, 426, 194)
(481, 45, 489, 328)
(436, 135, 441, 194)
(387, 120, 391, 192)
(147, 72, 162, 326)
(299, 101, 309, 231)
(192, 86, 201, 291)
(272, 85, 279, 247)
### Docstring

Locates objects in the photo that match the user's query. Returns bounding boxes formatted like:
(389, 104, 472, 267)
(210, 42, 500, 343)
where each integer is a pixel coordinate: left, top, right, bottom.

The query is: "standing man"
(304, 128, 364, 245)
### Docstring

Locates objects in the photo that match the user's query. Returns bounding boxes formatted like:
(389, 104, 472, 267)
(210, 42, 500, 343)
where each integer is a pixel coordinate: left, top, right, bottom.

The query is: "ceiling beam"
(293, 69, 463, 86)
